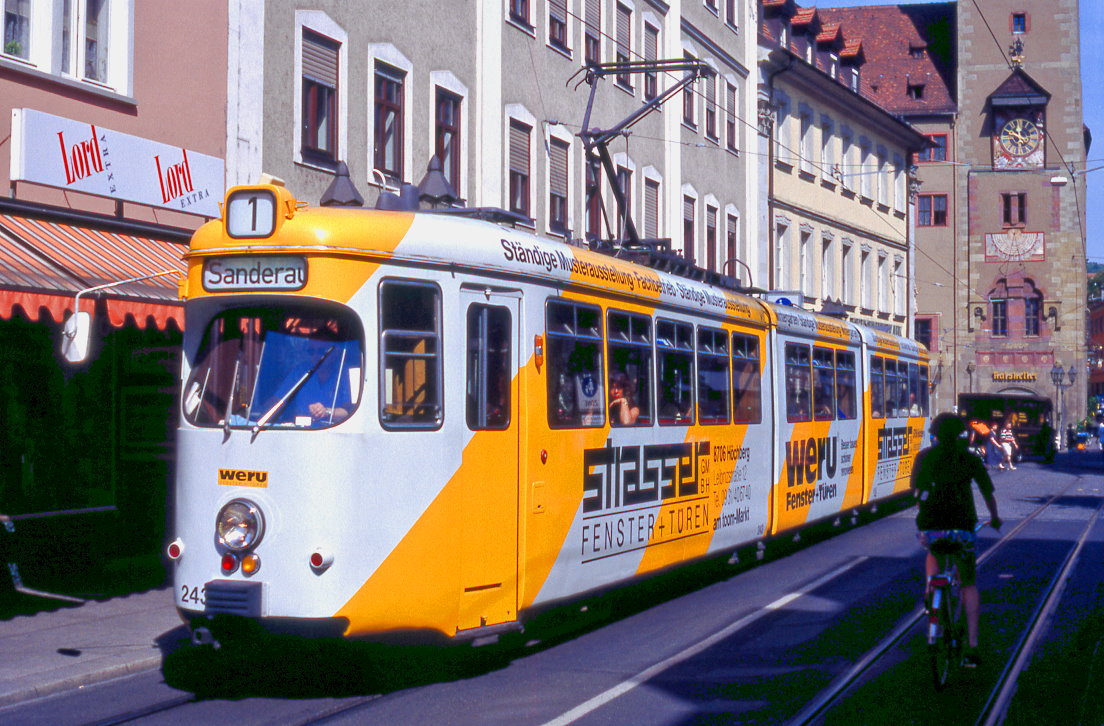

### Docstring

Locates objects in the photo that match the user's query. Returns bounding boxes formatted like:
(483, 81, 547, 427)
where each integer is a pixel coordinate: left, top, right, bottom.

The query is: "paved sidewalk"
(0, 587, 186, 707)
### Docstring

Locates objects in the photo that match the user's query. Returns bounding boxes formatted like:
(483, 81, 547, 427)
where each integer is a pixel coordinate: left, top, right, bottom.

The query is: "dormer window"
(907, 83, 925, 100)
(909, 45, 925, 59)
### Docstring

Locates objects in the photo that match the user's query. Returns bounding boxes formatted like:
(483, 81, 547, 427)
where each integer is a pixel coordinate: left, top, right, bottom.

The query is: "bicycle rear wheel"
(929, 590, 954, 689)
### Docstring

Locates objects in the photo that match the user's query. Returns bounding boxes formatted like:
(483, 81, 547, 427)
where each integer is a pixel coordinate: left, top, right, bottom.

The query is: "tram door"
(457, 289, 521, 630)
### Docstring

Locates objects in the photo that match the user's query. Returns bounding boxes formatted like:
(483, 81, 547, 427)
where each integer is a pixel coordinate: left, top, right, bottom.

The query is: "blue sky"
(814, 0, 1102, 264)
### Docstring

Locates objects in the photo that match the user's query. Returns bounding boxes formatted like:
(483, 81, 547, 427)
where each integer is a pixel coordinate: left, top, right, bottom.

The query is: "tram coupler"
(190, 625, 221, 650)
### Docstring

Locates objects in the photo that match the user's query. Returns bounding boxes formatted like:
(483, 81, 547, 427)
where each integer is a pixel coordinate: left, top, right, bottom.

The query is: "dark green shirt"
(912, 442, 995, 530)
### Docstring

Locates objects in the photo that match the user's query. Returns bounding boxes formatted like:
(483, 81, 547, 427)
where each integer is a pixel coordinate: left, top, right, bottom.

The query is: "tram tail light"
(221, 553, 239, 574)
(166, 538, 184, 560)
(310, 548, 333, 572)
(534, 335, 544, 371)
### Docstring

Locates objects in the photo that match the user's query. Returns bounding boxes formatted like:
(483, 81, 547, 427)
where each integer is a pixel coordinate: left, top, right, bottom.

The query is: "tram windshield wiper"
(223, 347, 243, 438)
(250, 345, 334, 440)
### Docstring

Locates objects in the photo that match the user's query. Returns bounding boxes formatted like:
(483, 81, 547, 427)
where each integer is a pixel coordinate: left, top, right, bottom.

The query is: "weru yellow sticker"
(217, 469, 269, 487)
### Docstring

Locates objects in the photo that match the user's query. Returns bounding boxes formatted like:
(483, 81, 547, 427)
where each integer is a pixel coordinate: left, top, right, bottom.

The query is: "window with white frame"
(860, 248, 871, 309)
(726, 209, 741, 279)
(841, 241, 852, 305)
(683, 52, 697, 127)
(775, 221, 788, 289)
(584, 0, 601, 65)
(774, 94, 792, 166)
(644, 176, 661, 239)
(705, 72, 718, 141)
(298, 13, 348, 170)
(840, 126, 853, 188)
(726, 81, 738, 152)
(615, 3, 632, 89)
(799, 106, 814, 174)
(877, 252, 887, 312)
(859, 137, 872, 198)
(821, 235, 834, 301)
(876, 145, 887, 205)
(799, 228, 811, 294)
(302, 30, 341, 167)
(549, 0, 569, 52)
(2, 0, 134, 95)
(509, 118, 532, 217)
(683, 194, 697, 263)
(893, 258, 904, 316)
(893, 154, 905, 211)
(435, 86, 463, 193)
(644, 24, 658, 100)
(821, 116, 834, 177)
(375, 62, 405, 180)
(549, 136, 570, 234)
(706, 203, 718, 271)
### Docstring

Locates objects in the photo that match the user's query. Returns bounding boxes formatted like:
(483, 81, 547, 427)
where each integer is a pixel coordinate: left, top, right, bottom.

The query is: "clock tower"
(988, 68, 1049, 169)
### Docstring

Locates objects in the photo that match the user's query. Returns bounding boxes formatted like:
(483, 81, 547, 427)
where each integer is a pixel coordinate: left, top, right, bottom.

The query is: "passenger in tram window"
(909, 393, 922, 417)
(836, 383, 856, 420)
(608, 372, 641, 426)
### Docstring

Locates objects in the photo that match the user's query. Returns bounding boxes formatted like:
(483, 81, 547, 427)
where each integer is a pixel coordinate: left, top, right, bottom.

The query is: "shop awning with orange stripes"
(0, 213, 186, 330)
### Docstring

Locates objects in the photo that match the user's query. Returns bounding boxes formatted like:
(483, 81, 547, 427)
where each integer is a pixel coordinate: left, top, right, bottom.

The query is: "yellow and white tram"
(168, 182, 928, 640)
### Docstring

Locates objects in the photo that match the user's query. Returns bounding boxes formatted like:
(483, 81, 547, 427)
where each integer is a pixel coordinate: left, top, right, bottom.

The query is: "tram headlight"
(216, 499, 265, 552)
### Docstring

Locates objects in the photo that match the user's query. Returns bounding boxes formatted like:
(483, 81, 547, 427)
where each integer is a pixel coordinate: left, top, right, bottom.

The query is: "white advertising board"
(10, 108, 225, 218)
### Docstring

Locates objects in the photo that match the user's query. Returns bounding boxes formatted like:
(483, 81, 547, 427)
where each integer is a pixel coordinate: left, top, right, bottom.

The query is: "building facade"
(0, 1, 227, 560)
(227, 0, 759, 285)
(826, 0, 1088, 426)
(758, 1, 927, 333)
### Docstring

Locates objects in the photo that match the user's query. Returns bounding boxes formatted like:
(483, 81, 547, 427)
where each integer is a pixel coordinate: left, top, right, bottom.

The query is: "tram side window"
(785, 343, 812, 422)
(919, 365, 930, 415)
(732, 333, 762, 423)
(657, 319, 695, 425)
(907, 363, 922, 416)
(547, 301, 604, 427)
(466, 304, 511, 430)
(812, 348, 836, 420)
(380, 281, 443, 428)
(607, 310, 653, 426)
(835, 351, 857, 420)
(884, 359, 903, 417)
(697, 327, 730, 424)
(871, 356, 885, 418)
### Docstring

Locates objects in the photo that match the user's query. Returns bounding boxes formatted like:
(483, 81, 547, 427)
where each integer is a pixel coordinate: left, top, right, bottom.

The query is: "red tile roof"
(817, 3, 957, 115)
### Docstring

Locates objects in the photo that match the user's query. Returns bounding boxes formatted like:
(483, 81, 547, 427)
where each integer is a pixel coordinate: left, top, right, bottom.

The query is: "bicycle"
(924, 525, 984, 690)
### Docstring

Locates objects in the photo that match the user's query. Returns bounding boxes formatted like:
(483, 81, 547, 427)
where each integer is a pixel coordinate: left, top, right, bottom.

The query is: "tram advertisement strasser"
(580, 440, 756, 560)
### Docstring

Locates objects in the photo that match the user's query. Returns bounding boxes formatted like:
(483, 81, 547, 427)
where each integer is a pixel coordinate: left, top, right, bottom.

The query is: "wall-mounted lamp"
(969, 305, 985, 332)
(1050, 176, 1068, 186)
(1047, 305, 1061, 331)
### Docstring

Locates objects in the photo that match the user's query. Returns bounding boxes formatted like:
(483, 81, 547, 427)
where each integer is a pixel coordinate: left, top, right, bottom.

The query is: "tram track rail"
(788, 476, 1103, 726)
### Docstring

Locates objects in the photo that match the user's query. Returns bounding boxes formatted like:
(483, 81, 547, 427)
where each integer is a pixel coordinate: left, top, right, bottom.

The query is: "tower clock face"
(999, 117, 1041, 157)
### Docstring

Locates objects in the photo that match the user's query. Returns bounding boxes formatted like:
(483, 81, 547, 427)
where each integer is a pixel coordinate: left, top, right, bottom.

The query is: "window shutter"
(616, 4, 630, 55)
(550, 139, 569, 195)
(550, 0, 567, 23)
(644, 180, 659, 239)
(586, 0, 601, 34)
(645, 25, 657, 61)
(303, 31, 339, 87)
(510, 121, 531, 174)
(684, 195, 695, 222)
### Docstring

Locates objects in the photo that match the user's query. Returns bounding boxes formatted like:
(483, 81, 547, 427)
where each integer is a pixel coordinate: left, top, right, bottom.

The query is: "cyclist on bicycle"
(913, 413, 1002, 667)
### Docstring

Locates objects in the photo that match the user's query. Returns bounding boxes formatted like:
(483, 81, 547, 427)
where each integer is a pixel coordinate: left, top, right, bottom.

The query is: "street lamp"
(1051, 363, 1077, 449)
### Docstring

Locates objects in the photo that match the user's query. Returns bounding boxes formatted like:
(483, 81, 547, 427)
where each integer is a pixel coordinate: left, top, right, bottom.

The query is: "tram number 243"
(180, 584, 206, 606)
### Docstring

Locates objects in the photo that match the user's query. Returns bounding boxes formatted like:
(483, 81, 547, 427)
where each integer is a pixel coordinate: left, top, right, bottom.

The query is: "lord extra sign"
(10, 108, 224, 218)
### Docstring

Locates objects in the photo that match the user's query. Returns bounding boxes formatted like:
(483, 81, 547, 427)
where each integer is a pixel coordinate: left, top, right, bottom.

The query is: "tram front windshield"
(183, 306, 363, 430)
